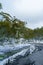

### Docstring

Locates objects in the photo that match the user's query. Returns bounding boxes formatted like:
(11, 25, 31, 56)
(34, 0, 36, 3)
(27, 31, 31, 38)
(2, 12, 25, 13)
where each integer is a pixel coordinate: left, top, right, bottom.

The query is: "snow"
(0, 44, 30, 52)
(0, 48, 29, 65)
(30, 44, 35, 54)
(0, 45, 14, 52)
(0, 52, 4, 55)
(0, 38, 43, 65)
(0, 43, 36, 65)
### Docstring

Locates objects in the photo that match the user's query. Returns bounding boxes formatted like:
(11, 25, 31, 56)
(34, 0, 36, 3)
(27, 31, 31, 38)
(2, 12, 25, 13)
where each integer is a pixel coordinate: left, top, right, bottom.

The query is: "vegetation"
(0, 3, 2, 9)
(0, 3, 43, 40)
(0, 12, 43, 39)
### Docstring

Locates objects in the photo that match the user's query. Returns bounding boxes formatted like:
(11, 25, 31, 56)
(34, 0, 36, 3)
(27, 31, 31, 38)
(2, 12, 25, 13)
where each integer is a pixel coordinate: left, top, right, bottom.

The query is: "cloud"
(0, 0, 43, 28)
(14, 0, 43, 14)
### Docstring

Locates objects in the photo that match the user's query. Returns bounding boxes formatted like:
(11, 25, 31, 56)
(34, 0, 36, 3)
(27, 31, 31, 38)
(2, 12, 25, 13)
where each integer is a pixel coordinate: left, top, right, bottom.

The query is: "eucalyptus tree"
(0, 3, 2, 9)
(12, 18, 25, 38)
(0, 12, 12, 22)
(0, 12, 13, 38)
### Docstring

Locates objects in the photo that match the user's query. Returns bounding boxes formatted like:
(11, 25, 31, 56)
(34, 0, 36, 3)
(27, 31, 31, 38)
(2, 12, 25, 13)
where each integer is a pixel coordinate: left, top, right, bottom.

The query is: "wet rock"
(15, 55, 23, 60)
(17, 56, 35, 65)
(24, 49, 30, 57)
(29, 49, 43, 65)
(4, 44, 43, 65)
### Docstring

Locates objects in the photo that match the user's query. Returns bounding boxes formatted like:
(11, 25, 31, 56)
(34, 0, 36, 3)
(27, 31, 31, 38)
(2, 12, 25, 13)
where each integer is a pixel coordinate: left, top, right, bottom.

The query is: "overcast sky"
(0, 0, 43, 29)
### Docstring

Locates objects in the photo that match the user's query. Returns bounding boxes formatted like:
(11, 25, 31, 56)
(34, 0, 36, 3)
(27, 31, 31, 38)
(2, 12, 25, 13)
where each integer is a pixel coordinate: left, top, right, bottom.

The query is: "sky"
(0, 0, 43, 29)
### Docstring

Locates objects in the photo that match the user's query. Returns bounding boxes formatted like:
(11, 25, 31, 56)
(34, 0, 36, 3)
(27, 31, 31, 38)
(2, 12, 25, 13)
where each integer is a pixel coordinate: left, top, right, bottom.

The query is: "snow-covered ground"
(0, 48, 28, 65)
(0, 38, 43, 65)
(0, 43, 36, 65)
(0, 44, 30, 52)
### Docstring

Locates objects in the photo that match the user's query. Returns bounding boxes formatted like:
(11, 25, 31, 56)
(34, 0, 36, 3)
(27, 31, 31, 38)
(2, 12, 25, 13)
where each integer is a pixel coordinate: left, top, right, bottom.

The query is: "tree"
(12, 18, 25, 38)
(0, 12, 12, 22)
(0, 3, 2, 9)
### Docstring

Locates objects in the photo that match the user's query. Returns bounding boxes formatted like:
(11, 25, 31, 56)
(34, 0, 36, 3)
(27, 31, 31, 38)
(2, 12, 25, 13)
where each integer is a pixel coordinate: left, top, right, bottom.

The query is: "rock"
(15, 55, 23, 60)
(29, 49, 43, 65)
(24, 49, 30, 57)
(17, 56, 35, 65)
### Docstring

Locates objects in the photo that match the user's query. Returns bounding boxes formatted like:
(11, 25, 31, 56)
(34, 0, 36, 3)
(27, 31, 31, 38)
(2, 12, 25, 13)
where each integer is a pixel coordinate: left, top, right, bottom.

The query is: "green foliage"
(0, 3, 2, 9)
(0, 12, 43, 39)
(0, 12, 12, 21)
